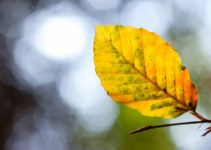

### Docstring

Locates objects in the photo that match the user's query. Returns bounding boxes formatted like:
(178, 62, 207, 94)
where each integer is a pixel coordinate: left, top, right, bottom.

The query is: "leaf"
(93, 25, 197, 119)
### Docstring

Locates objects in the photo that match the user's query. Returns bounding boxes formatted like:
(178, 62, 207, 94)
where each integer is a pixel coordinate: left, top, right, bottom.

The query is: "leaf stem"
(129, 120, 211, 135)
(189, 111, 207, 121)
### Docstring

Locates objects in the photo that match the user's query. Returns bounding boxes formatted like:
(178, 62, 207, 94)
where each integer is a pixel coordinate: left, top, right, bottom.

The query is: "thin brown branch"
(129, 120, 211, 135)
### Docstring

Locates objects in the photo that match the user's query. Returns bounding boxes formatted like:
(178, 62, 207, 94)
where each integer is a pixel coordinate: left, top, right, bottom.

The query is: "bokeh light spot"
(120, 1, 171, 35)
(32, 17, 87, 61)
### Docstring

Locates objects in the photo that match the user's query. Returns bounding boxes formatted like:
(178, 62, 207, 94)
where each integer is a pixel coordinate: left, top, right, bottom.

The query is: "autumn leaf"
(93, 25, 197, 119)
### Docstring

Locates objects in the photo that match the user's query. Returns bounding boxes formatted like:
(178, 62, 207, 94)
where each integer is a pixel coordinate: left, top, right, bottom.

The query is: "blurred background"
(1, 0, 211, 150)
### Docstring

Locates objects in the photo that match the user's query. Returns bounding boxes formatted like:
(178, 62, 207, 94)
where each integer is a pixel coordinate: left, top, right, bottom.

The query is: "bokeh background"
(1, 0, 211, 150)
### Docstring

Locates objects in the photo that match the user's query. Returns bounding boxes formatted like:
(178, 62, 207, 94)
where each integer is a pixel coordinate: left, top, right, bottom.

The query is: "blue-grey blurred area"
(0, 0, 211, 150)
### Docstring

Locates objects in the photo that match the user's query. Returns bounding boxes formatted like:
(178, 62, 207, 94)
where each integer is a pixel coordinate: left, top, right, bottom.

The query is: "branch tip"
(129, 126, 151, 135)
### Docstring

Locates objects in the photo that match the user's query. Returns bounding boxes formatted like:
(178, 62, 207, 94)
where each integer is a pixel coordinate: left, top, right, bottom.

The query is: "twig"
(129, 120, 211, 135)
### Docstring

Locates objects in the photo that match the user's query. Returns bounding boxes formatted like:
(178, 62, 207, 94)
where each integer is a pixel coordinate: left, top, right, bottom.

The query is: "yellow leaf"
(93, 25, 197, 119)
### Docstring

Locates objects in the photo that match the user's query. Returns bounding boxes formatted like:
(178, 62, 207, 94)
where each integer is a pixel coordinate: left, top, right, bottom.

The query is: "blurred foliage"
(75, 104, 176, 150)
(113, 105, 175, 150)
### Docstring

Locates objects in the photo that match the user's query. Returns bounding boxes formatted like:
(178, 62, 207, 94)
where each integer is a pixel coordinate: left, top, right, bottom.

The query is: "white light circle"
(120, 1, 171, 35)
(13, 40, 55, 86)
(22, 2, 90, 62)
(32, 17, 87, 61)
(29, 17, 86, 61)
